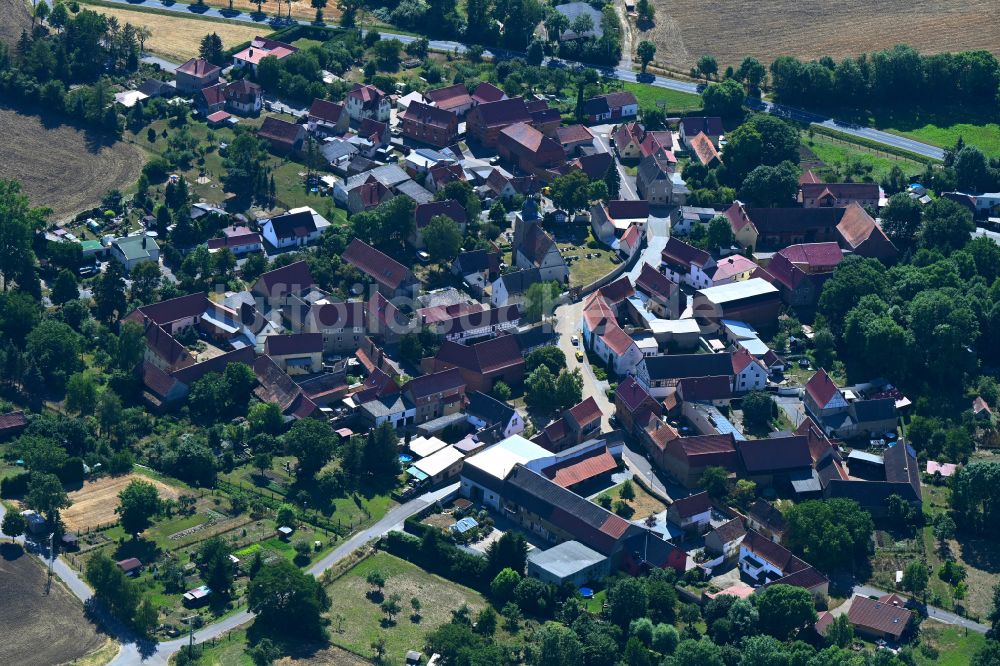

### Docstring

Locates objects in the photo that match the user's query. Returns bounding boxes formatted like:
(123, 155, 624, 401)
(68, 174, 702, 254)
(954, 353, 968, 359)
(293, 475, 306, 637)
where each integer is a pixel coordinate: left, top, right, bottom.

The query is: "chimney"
(142, 236, 147, 248)
(248, 48, 253, 58)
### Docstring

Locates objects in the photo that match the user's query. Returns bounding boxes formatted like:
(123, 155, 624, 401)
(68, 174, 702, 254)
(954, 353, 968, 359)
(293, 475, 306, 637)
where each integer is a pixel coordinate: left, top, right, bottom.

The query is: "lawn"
(324, 552, 488, 666)
(801, 131, 925, 183)
(600, 480, 667, 521)
(81, 2, 269, 62)
(557, 239, 619, 289)
(189, 628, 374, 666)
(624, 82, 703, 115)
(913, 621, 986, 666)
(893, 122, 1000, 158)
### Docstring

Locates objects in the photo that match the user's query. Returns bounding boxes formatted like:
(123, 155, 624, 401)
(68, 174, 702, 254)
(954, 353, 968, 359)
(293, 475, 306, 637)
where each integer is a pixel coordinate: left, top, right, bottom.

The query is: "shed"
(526, 540, 610, 586)
(183, 585, 212, 606)
(277, 525, 294, 539)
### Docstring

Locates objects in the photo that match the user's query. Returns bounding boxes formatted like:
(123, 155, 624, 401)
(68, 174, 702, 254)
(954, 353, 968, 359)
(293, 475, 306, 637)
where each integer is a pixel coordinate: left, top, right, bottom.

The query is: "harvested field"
(637, 0, 1000, 70)
(0, 106, 146, 221)
(82, 2, 271, 62)
(62, 473, 184, 531)
(0, 0, 30, 48)
(0, 543, 110, 665)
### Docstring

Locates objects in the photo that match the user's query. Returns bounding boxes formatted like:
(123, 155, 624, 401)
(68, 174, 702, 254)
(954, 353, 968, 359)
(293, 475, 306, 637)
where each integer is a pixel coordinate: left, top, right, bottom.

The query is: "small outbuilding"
(526, 540, 610, 586)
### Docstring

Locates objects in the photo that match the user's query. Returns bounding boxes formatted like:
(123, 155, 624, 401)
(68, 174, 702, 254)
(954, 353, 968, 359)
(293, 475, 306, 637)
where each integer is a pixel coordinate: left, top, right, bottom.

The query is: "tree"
(739, 161, 801, 207)
(954, 146, 995, 193)
(741, 390, 776, 433)
(486, 531, 528, 577)
(423, 215, 463, 263)
(199, 32, 225, 65)
(199, 536, 235, 595)
(753, 584, 816, 639)
(700, 466, 729, 498)
(701, 79, 744, 117)
(989, 582, 1000, 637)
(247, 637, 281, 666)
(129, 260, 161, 304)
(223, 131, 270, 206)
(604, 162, 621, 199)
(475, 606, 497, 636)
(94, 260, 127, 323)
(284, 418, 336, 478)
(526, 39, 545, 66)
(25, 319, 82, 390)
(697, 55, 718, 79)
(490, 568, 521, 603)
(704, 215, 734, 250)
(825, 613, 854, 648)
(722, 115, 800, 183)
(533, 623, 584, 665)
(65, 372, 98, 414)
(673, 638, 724, 666)
(366, 570, 386, 597)
(732, 479, 756, 510)
(25, 472, 70, 524)
(248, 402, 284, 438)
(249, 561, 329, 638)
(737, 56, 767, 93)
(973, 641, 1000, 666)
(607, 577, 648, 627)
(785, 498, 873, 573)
(523, 281, 562, 322)
(950, 462, 1000, 535)
(637, 41, 656, 73)
(818, 256, 888, 337)
(2, 510, 25, 542)
(116, 480, 160, 537)
(880, 193, 923, 249)
(620, 479, 636, 501)
(381, 592, 401, 624)
(902, 560, 929, 597)
(525, 346, 566, 374)
(921, 198, 975, 253)
(544, 11, 569, 41)
(549, 169, 592, 215)
(50, 269, 79, 305)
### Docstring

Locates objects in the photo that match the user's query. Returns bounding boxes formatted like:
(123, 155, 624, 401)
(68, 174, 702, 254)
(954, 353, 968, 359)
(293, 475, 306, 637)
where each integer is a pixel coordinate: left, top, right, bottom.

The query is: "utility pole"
(45, 532, 54, 595)
(185, 615, 196, 659)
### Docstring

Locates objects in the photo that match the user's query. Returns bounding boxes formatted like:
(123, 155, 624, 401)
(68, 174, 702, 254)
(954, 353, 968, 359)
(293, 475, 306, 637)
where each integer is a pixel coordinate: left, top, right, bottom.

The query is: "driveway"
(553, 299, 613, 430)
(591, 126, 638, 201)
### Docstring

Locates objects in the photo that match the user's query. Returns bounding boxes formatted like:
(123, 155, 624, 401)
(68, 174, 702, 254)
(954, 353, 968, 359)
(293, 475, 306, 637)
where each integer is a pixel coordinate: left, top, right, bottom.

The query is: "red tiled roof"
(712, 254, 758, 282)
(689, 132, 722, 166)
(0, 410, 27, 432)
(415, 199, 467, 229)
(342, 239, 413, 290)
(662, 236, 711, 269)
(177, 58, 220, 77)
(252, 261, 314, 298)
(621, 224, 640, 249)
(471, 97, 531, 128)
(604, 91, 638, 109)
(418, 301, 486, 325)
(402, 100, 458, 130)
(424, 83, 473, 110)
(543, 447, 617, 488)
(434, 337, 524, 375)
(348, 83, 387, 106)
(597, 275, 635, 304)
(801, 182, 879, 202)
(805, 368, 840, 408)
(309, 98, 345, 124)
(777, 242, 843, 269)
(731, 347, 760, 374)
(199, 82, 226, 108)
(616, 375, 655, 413)
(567, 397, 602, 428)
(472, 81, 506, 104)
(404, 367, 465, 399)
(601, 322, 636, 356)
(258, 117, 303, 146)
(635, 264, 677, 300)
(678, 375, 733, 402)
(556, 124, 594, 144)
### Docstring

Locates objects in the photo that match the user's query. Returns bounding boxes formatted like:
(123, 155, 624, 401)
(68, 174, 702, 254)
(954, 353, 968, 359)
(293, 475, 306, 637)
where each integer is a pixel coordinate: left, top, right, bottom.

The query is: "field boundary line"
(809, 125, 937, 163)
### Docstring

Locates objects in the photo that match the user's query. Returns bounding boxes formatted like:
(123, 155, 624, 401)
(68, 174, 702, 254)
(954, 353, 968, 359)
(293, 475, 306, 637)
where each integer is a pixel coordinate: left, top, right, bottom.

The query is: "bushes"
(0, 471, 30, 498)
(382, 530, 489, 591)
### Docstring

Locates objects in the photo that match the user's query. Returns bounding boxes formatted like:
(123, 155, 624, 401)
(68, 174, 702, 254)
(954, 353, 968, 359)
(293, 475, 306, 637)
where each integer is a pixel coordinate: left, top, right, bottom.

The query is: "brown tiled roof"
(635, 264, 677, 300)
(731, 347, 761, 374)
(711, 517, 746, 543)
(125, 292, 207, 326)
(258, 117, 303, 146)
(680, 116, 724, 138)
(415, 199, 467, 229)
(748, 499, 786, 533)
(199, 82, 226, 108)
(601, 322, 636, 356)
(207, 231, 262, 250)
(778, 242, 843, 269)
(424, 83, 472, 110)
(837, 203, 897, 259)
(605, 91, 638, 109)
(472, 82, 506, 104)
(848, 595, 912, 639)
(744, 207, 843, 235)
(598, 275, 635, 304)
(402, 100, 458, 129)
(606, 200, 649, 220)
(309, 98, 345, 124)
(542, 447, 617, 488)
(252, 261, 314, 298)
(671, 491, 711, 518)
(142, 362, 178, 399)
(404, 367, 465, 399)
(342, 239, 413, 290)
(616, 375, 656, 413)
(556, 124, 594, 144)
(725, 201, 755, 234)
(358, 118, 388, 141)
(689, 132, 722, 166)
(805, 368, 840, 408)
(518, 223, 559, 267)
(737, 435, 811, 473)
(472, 97, 531, 128)
(309, 301, 365, 328)
(640, 130, 674, 156)
(678, 375, 733, 402)
(500, 122, 562, 155)
(801, 182, 879, 202)
(144, 323, 192, 368)
(418, 302, 486, 325)
(0, 410, 27, 433)
(177, 57, 220, 77)
(264, 333, 323, 356)
(434, 336, 524, 375)
(662, 236, 711, 270)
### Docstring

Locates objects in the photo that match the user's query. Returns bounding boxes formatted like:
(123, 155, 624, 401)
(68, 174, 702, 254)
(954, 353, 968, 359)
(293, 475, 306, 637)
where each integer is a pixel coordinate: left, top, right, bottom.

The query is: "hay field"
(0, 544, 110, 665)
(62, 473, 184, 531)
(639, 0, 1000, 69)
(82, 2, 270, 62)
(0, 0, 30, 47)
(0, 106, 146, 220)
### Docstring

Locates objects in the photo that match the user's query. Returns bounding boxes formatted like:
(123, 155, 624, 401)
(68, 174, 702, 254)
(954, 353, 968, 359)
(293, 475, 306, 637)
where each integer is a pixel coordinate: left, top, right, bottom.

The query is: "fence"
(215, 479, 369, 537)
(576, 235, 646, 297)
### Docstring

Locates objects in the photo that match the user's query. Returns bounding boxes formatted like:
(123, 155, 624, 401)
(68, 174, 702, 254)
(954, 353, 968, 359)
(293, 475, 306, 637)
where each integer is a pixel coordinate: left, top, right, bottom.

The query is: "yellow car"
(575, 350, 585, 362)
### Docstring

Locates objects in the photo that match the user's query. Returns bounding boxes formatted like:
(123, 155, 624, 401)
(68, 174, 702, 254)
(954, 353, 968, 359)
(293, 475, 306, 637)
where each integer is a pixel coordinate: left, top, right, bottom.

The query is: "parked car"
(571, 335, 579, 346)
(575, 350, 584, 362)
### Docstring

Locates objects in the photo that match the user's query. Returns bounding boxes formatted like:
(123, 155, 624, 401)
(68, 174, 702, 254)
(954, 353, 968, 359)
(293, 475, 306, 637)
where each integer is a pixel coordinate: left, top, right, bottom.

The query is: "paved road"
(591, 126, 638, 201)
(554, 299, 614, 431)
(4, 482, 460, 666)
(775, 393, 806, 428)
(852, 584, 988, 634)
(81, 0, 946, 161)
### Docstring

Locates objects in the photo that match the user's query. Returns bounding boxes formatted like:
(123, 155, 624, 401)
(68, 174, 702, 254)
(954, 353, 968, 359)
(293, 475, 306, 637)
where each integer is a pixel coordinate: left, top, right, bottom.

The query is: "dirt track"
(0, 544, 109, 665)
(0, 106, 147, 222)
(62, 473, 184, 531)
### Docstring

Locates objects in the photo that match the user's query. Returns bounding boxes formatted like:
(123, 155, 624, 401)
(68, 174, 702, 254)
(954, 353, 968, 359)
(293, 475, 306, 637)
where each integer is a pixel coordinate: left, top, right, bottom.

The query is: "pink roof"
(712, 254, 758, 282)
(601, 322, 636, 356)
(706, 582, 755, 600)
(206, 111, 231, 123)
(926, 461, 958, 477)
(777, 242, 843, 270)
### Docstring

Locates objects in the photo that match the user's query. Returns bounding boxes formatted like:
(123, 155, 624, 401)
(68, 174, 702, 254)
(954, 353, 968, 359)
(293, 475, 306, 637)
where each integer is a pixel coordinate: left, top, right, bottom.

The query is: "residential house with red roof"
(678, 375, 734, 407)
(736, 435, 813, 488)
(429, 336, 525, 392)
(307, 98, 349, 137)
(471, 81, 506, 105)
(679, 116, 724, 149)
(466, 97, 533, 146)
(224, 80, 262, 115)
(497, 123, 566, 174)
(426, 162, 466, 193)
(613, 121, 645, 160)
(763, 242, 844, 309)
(739, 529, 829, 596)
(615, 375, 663, 436)
(843, 594, 913, 641)
(0, 411, 27, 439)
(801, 181, 880, 209)
(426, 304, 521, 343)
(346, 83, 391, 123)
(402, 367, 467, 424)
(206, 226, 263, 255)
(803, 369, 849, 422)
(634, 264, 682, 320)
(711, 254, 759, 285)
(582, 91, 638, 124)
(661, 236, 717, 289)
(346, 175, 393, 215)
(724, 202, 843, 253)
(532, 397, 603, 452)
(555, 124, 594, 155)
(731, 347, 767, 393)
(251, 260, 315, 308)
(642, 419, 738, 487)
(539, 446, 619, 495)
(175, 57, 220, 93)
(424, 83, 474, 116)
(341, 239, 418, 299)
(257, 116, 305, 155)
(667, 491, 713, 533)
(590, 199, 650, 245)
(400, 101, 459, 148)
(232, 36, 298, 74)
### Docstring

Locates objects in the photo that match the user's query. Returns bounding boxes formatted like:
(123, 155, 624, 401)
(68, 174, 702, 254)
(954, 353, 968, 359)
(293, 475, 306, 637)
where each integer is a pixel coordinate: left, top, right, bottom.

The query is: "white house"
(346, 83, 391, 123)
(661, 237, 716, 290)
(731, 347, 768, 393)
(592, 323, 643, 376)
(261, 207, 330, 249)
(111, 234, 160, 273)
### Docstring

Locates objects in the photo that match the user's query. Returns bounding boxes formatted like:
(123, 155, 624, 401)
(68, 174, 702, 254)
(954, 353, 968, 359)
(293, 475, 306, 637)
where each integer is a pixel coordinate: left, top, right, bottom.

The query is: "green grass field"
(913, 622, 986, 666)
(624, 82, 703, 114)
(324, 552, 487, 666)
(890, 122, 1000, 158)
(802, 132, 925, 183)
